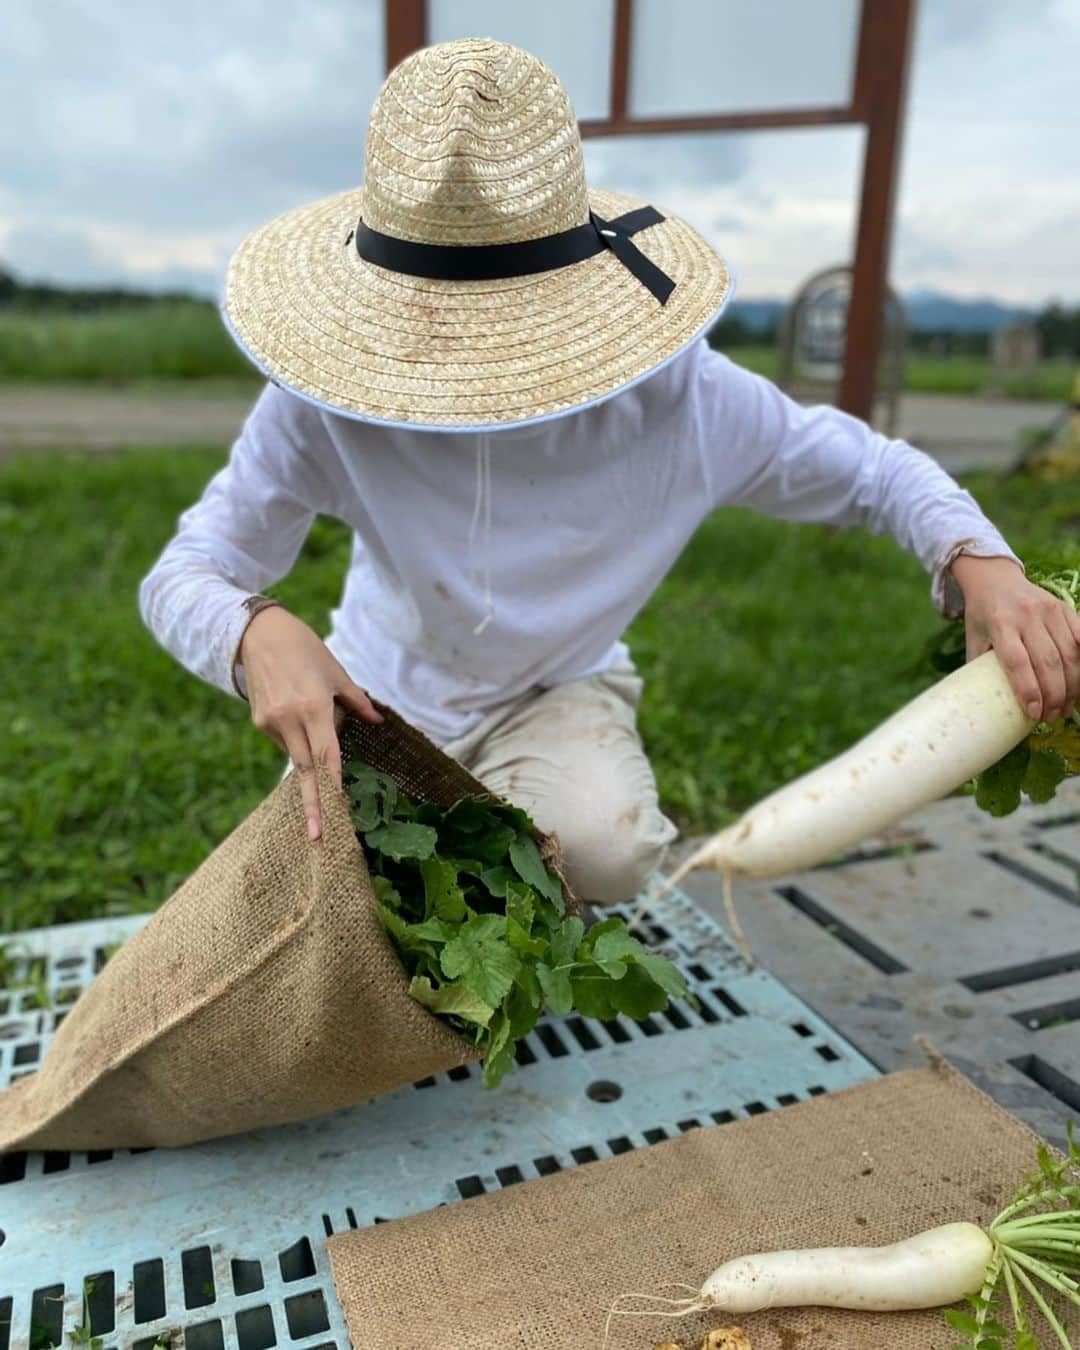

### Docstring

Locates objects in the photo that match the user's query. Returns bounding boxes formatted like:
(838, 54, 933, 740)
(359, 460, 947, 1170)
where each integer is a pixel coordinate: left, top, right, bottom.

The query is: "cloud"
(1, 0, 1078, 304)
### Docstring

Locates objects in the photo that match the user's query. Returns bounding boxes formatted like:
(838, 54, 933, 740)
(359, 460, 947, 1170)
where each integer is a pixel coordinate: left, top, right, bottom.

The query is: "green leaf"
(592, 926, 645, 965)
(974, 742, 1031, 818)
(480, 866, 515, 898)
(421, 856, 466, 922)
(944, 1309, 982, 1336)
(373, 875, 403, 910)
(514, 961, 542, 1009)
(635, 951, 690, 1001)
(570, 974, 618, 1020)
(444, 797, 497, 833)
(489, 801, 537, 833)
(509, 834, 563, 907)
(407, 975, 494, 1028)
(550, 916, 585, 969)
(365, 821, 438, 861)
(1023, 745, 1069, 805)
(344, 762, 398, 830)
(507, 982, 540, 1040)
(378, 903, 410, 945)
(448, 858, 488, 878)
(506, 888, 546, 957)
(482, 1009, 517, 1089)
(608, 963, 670, 1019)
(441, 914, 520, 1006)
(588, 922, 647, 978)
(580, 916, 629, 952)
(405, 916, 455, 945)
(456, 819, 517, 866)
(536, 962, 573, 1016)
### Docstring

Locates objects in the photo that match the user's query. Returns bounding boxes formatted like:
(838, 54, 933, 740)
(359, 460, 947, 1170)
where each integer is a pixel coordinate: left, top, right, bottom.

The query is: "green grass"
(722, 345, 1076, 402)
(0, 304, 254, 381)
(0, 306, 1074, 400)
(2, 447, 1078, 932)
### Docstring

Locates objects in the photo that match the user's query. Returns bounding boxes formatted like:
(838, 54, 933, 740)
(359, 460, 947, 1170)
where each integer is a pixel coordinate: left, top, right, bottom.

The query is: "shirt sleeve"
(138, 383, 334, 698)
(688, 342, 1022, 616)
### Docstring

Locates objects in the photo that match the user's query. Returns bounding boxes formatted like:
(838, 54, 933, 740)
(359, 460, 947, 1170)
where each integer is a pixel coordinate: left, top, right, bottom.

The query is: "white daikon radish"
(666, 650, 1032, 887)
(696, 1223, 994, 1313)
(605, 1125, 1080, 1349)
(604, 1225, 993, 1346)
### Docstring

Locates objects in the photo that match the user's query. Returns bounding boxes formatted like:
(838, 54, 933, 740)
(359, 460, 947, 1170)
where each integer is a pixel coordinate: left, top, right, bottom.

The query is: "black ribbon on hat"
(351, 204, 676, 305)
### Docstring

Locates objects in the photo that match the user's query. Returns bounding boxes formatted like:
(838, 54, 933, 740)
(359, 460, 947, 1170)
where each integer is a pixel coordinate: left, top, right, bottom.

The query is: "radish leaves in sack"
(344, 761, 691, 1088)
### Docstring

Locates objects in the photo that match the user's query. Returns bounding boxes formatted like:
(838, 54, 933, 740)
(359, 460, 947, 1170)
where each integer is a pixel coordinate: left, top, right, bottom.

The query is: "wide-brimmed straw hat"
(222, 37, 733, 432)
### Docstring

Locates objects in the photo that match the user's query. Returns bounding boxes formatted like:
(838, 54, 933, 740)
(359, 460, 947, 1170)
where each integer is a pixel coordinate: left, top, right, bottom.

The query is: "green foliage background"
(1, 447, 1076, 931)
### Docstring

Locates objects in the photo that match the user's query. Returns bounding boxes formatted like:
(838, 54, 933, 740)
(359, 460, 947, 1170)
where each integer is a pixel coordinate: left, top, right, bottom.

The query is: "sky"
(1, 0, 1077, 305)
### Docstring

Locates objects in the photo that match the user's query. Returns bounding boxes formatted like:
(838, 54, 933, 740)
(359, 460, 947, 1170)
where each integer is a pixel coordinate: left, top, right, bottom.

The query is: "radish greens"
(344, 759, 690, 1088)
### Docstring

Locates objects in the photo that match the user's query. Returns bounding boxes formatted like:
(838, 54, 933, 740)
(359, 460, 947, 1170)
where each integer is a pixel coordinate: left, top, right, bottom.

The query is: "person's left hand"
(952, 554, 1080, 724)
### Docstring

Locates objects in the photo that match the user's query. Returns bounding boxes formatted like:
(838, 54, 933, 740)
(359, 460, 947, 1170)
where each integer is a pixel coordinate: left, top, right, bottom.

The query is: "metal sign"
(779, 265, 907, 433)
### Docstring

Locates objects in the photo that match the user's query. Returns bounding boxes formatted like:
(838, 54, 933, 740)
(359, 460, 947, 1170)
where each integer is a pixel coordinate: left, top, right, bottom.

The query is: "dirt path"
(0, 381, 257, 456)
(0, 380, 1060, 472)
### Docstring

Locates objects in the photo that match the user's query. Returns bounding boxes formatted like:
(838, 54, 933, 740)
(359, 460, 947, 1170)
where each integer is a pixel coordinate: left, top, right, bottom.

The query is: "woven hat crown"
(360, 38, 591, 248)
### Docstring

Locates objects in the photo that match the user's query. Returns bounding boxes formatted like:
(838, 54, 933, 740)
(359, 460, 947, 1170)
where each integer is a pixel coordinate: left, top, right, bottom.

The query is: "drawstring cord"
(467, 432, 495, 635)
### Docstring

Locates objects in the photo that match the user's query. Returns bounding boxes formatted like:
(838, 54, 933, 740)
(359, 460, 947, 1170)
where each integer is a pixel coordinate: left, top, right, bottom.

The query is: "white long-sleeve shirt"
(139, 340, 1019, 745)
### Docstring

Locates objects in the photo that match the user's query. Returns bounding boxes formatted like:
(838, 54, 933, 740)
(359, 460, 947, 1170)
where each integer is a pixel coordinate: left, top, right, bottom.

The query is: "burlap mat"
(0, 707, 565, 1151)
(327, 1058, 1077, 1349)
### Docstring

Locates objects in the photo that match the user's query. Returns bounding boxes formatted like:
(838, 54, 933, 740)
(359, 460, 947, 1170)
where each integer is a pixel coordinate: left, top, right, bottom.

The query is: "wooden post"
(610, 0, 633, 126)
(838, 0, 917, 422)
(385, 0, 427, 73)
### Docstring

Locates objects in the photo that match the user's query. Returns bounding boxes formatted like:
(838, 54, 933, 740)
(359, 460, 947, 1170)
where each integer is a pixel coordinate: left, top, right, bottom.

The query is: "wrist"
(236, 597, 285, 675)
(950, 553, 1022, 599)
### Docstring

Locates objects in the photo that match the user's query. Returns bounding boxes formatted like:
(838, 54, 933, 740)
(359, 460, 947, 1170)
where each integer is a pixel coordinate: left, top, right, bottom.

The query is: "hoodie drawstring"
(467, 432, 495, 635)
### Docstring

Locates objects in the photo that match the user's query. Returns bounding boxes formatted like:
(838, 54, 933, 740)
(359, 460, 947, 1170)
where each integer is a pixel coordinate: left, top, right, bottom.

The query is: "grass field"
(724, 345, 1076, 402)
(0, 304, 252, 381)
(2, 446, 1077, 932)
(0, 305, 1074, 400)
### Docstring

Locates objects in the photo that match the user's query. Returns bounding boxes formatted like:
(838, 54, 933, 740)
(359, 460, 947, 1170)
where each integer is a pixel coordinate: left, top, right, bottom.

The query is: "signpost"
(779, 265, 907, 434)
(384, 0, 916, 424)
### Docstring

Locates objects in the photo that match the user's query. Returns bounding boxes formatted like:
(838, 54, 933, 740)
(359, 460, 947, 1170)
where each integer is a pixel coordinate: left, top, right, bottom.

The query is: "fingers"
(1048, 607, 1080, 718)
(277, 718, 324, 841)
(965, 623, 991, 664)
(336, 679, 385, 725)
(259, 700, 343, 841)
(991, 632, 1044, 722)
(1022, 626, 1067, 723)
(1066, 604, 1080, 650)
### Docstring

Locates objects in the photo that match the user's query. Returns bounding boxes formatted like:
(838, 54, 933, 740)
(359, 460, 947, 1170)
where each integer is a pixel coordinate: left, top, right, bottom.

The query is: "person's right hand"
(238, 606, 383, 840)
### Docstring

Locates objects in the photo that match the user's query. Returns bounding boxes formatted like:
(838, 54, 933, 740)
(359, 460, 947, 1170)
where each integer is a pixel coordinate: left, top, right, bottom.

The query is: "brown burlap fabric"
(0, 708, 565, 1151)
(327, 1059, 1079, 1349)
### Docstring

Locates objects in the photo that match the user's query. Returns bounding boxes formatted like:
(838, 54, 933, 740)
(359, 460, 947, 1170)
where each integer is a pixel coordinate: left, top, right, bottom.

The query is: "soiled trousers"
(285, 660, 677, 905)
(441, 660, 677, 905)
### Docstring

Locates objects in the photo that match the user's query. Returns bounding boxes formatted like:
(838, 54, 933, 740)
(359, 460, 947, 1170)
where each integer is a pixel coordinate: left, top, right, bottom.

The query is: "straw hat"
(222, 37, 733, 432)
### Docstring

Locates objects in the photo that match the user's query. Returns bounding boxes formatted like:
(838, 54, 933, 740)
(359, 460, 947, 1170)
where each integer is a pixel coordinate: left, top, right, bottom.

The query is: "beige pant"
(441, 661, 677, 905)
(287, 662, 677, 904)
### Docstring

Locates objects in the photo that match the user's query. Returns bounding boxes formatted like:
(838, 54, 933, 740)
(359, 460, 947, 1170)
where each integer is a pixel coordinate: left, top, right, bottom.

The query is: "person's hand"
(953, 554, 1080, 723)
(238, 606, 383, 839)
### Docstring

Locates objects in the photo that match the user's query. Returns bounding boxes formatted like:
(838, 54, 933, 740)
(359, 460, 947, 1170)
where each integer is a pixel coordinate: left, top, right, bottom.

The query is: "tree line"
(3, 260, 1078, 358)
(710, 303, 1080, 359)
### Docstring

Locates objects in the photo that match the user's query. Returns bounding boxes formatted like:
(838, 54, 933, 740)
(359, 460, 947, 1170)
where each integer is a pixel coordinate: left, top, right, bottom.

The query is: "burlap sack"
(0, 708, 566, 1151)
(327, 1058, 1079, 1349)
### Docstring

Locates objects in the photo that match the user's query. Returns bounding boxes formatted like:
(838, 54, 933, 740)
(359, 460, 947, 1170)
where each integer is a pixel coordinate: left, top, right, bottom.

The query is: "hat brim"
(222, 186, 733, 433)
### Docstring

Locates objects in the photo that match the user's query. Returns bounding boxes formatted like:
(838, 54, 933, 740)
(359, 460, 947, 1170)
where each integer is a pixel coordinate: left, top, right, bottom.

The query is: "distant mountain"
(729, 289, 1037, 335)
(726, 298, 785, 333)
(902, 289, 1037, 333)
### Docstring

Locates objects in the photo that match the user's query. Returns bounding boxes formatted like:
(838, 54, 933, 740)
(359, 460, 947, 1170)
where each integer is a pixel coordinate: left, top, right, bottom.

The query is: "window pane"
(428, 0, 613, 120)
(629, 0, 860, 117)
